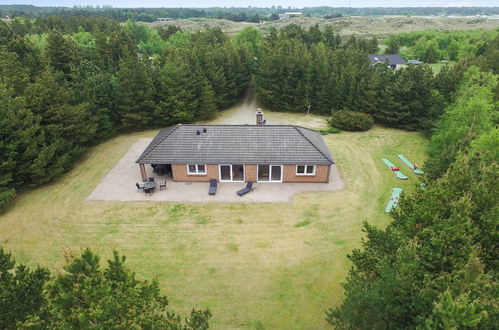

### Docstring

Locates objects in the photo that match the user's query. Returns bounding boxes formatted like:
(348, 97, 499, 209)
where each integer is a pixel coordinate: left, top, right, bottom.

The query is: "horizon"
(2, 1, 499, 9)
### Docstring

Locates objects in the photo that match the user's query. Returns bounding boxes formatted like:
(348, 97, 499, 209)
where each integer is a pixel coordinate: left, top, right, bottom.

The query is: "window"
(187, 164, 206, 175)
(296, 165, 316, 175)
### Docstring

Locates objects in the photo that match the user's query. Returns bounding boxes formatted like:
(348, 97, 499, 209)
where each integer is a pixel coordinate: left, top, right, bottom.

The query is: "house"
(157, 17, 172, 21)
(136, 113, 334, 184)
(368, 54, 407, 70)
(279, 12, 303, 20)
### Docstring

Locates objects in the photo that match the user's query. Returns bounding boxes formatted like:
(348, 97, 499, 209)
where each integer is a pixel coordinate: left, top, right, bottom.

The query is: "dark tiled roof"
(368, 54, 407, 66)
(136, 125, 334, 165)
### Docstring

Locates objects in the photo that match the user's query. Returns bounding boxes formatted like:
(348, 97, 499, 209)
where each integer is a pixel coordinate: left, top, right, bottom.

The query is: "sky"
(1, 1, 498, 8)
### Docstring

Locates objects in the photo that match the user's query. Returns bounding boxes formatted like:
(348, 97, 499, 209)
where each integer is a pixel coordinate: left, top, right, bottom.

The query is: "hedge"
(329, 110, 374, 131)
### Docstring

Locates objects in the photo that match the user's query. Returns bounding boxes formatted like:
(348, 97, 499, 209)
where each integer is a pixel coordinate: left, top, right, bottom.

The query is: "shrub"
(329, 110, 374, 131)
(319, 127, 342, 135)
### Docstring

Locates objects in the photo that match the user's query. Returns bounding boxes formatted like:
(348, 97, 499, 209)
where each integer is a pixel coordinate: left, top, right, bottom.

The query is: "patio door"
(219, 165, 245, 182)
(258, 165, 282, 182)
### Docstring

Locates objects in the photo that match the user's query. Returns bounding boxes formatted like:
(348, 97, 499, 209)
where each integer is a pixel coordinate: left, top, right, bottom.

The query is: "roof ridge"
(136, 125, 180, 163)
(293, 126, 333, 163)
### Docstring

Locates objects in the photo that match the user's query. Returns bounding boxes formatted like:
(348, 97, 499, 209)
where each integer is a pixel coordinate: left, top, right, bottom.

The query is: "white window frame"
(296, 165, 316, 176)
(187, 164, 207, 175)
(257, 165, 283, 183)
(219, 164, 245, 182)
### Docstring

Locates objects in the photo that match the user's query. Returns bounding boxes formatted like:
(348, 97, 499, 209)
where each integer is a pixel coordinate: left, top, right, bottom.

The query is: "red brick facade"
(170, 164, 331, 183)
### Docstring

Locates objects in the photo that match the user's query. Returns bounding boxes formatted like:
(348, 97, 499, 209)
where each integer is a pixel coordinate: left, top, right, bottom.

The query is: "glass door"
(220, 165, 231, 181)
(258, 165, 270, 182)
(270, 165, 282, 182)
(232, 165, 244, 181)
(258, 165, 282, 182)
(220, 165, 245, 182)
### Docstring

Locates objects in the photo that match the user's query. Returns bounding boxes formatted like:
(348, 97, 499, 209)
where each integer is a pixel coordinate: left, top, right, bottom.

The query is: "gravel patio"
(86, 138, 344, 203)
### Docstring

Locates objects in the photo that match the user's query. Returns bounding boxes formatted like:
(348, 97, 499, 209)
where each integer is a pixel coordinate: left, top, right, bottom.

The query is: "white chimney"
(256, 108, 264, 125)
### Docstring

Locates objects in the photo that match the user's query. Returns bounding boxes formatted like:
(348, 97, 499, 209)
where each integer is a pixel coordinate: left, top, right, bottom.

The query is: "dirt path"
(210, 91, 258, 125)
(210, 91, 328, 130)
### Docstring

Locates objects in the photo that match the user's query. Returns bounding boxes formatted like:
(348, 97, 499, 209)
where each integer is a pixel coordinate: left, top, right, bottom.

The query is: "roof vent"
(196, 130, 200, 135)
(203, 128, 207, 133)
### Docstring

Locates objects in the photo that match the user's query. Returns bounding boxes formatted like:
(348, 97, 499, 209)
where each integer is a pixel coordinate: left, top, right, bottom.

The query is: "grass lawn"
(0, 109, 427, 329)
(429, 61, 455, 74)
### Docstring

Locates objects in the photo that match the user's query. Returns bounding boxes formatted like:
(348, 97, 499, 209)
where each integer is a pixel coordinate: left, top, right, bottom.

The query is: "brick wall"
(172, 164, 218, 182)
(245, 165, 257, 182)
(282, 165, 330, 183)
(171, 164, 331, 183)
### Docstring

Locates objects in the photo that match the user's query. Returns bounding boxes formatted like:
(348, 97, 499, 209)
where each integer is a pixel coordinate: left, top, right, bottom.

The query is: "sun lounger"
(237, 181, 253, 196)
(397, 154, 424, 174)
(209, 179, 217, 195)
(385, 188, 403, 212)
(382, 159, 408, 180)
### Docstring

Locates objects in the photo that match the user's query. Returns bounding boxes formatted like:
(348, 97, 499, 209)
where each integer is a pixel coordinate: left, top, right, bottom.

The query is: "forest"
(1, 5, 499, 23)
(0, 14, 498, 328)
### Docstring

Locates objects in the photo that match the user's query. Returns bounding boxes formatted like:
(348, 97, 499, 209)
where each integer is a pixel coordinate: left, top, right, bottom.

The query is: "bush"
(329, 110, 374, 131)
(319, 127, 342, 135)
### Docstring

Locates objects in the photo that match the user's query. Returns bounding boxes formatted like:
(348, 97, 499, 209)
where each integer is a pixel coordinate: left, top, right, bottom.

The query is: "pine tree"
(46, 29, 79, 76)
(19, 249, 211, 329)
(155, 56, 198, 125)
(0, 247, 50, 328)
(198, 78, 217, 120)
(117, 56, 156, 130)
(425, 67, 496, 181)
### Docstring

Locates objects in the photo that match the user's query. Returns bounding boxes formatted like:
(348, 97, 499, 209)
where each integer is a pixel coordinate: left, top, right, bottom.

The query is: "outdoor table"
(144, 182, 157, 190)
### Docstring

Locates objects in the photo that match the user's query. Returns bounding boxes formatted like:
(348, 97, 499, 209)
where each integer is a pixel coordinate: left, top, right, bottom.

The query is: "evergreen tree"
(376, 64, 436, 130)
(20, 249, 211, 329)
(425, 67, 496, 181)
(0, 46, 29, 95)
(385, 38, 400, 54)
(46, 29, 79, 76)
(117, 56, 156, 130)
(256, 38, 311, 112)
(197, 78, 217, 121)
(0, 248, 50, 328)
(155, 55, 198, 125)
(327, 68, 498, 329)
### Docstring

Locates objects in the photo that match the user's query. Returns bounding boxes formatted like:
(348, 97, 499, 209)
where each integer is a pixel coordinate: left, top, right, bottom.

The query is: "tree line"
(327, 65, 498, 328)
(0, 247, 211, 328)
(0, 18, 253, 211)
(254, 24, 498, 132)
(385, 29, 499, 63)
(2, 5, 499, 22)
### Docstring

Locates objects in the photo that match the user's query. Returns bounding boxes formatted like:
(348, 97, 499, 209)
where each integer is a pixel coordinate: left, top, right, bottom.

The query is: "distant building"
(407, 59, 423, 65)
(369, 54, 407, 70)
(279, 12, 303, 20)
(157, 17, 172, 21)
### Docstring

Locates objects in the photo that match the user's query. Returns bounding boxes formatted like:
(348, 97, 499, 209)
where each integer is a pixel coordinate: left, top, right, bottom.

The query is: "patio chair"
(148, 177, 155, 182)
(237, 181, 254, 196)
(144, 187, 153, 196)
(159, 181, 167, 190)
(136, 182, 144, 192)
(208, 179, 217, 195)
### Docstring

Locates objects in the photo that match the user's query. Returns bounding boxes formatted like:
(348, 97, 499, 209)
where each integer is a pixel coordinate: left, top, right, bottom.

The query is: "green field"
(0, 108, 427, 329)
